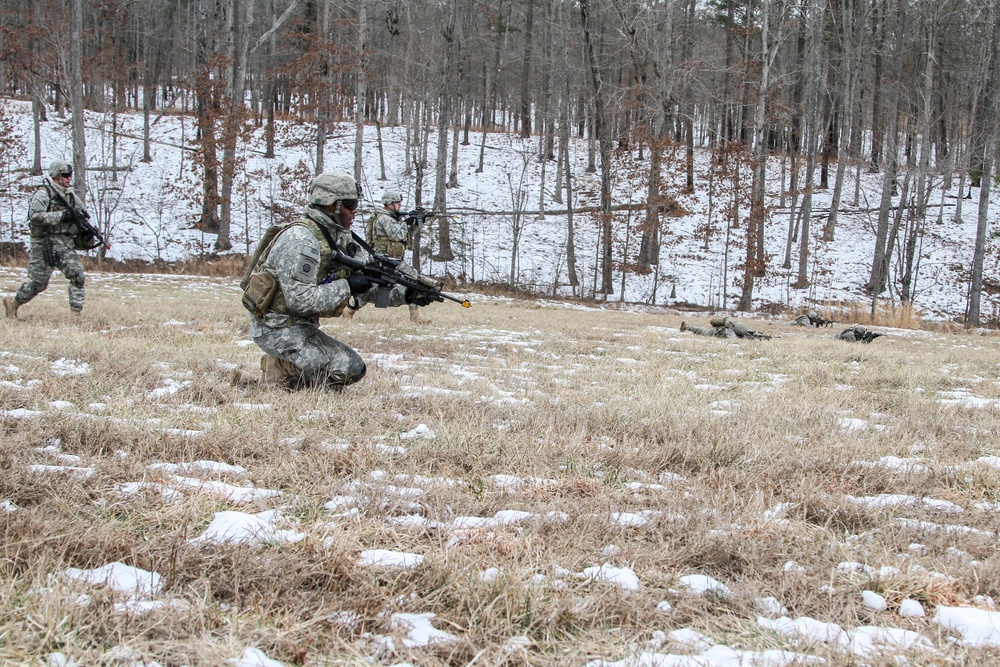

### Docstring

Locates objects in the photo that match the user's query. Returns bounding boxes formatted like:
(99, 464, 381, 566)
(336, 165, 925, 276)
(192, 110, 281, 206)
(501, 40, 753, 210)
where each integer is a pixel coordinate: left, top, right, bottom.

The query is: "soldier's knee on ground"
(324, 362, 366, 390)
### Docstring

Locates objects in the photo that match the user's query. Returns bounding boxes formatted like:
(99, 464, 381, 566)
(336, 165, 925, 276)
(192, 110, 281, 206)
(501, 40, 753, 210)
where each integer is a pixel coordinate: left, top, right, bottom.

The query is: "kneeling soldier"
(241, 172, 431, 390)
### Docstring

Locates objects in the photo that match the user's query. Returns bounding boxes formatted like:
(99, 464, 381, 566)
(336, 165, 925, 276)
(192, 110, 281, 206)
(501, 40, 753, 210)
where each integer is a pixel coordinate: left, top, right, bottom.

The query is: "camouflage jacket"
(253, 205, 407, 330)
(368, 209, 410, 257)
(28, 177, 85, 239)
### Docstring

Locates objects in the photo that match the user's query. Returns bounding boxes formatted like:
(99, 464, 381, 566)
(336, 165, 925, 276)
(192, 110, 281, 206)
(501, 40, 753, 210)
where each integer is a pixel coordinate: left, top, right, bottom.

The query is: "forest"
(0, 0, 998, 323)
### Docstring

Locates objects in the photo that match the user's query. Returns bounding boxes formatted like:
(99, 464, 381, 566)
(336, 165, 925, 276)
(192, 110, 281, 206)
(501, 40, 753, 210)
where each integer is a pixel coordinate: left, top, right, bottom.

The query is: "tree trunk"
(433, 0, 458, 261)
(580, 0, 614, 295)
(519, 0, 534, 138)
(217, 0, 253, 252)
(795, 0, 824, 289)
(967, 0, 1000, 325)
(70, 0, 87, 204)
(353, 2, 366, 183)
(741, 0, 780, 310)
(868, 0, 906, 294)
(563, 101, 579, 290)
(195, 0, 220, 234)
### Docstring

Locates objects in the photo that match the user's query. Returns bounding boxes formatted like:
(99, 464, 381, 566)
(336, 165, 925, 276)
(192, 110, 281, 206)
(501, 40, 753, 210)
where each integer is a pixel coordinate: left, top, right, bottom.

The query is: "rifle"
(332, 251, 471, 309)
(402, 207, 439, 228)
(808, 314, 836, 328)
(47, 186, 109, 251)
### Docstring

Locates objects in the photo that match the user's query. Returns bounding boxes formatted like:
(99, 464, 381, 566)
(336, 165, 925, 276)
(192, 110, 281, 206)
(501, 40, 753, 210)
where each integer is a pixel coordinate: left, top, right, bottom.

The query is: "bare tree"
(580, 0, 614, 295)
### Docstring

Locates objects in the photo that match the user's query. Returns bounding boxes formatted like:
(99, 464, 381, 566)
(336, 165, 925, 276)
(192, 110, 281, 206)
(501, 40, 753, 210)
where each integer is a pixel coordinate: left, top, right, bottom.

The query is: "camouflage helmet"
(807, 310, 817, 319)
(48, 160, 73, 179)
(308, 172, 361, 206)
(733, 322, 749, 336)
(381, 190, 402, 206)
(854, 324, 868, 334)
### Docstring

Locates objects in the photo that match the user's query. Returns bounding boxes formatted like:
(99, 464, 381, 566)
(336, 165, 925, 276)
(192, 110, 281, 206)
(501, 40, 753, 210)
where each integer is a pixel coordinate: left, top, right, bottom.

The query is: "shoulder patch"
(294, 246, 321, 282)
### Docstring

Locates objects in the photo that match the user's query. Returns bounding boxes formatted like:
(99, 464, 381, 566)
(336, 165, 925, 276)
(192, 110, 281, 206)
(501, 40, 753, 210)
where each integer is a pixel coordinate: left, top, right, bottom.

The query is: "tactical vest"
(29, 183, 74, 239)
(240, 217, 348, 319)
(366, 211, 406, 258)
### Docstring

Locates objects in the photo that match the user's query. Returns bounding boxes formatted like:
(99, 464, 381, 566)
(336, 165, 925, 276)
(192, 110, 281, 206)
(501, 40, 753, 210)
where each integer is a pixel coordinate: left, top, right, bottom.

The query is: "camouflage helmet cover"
(381, 190, 403, 206)
(309, 172, 361, 206)
(854, 324, 868, 334)
(48, 160, 73, 179)
(733, 322, 749, 336)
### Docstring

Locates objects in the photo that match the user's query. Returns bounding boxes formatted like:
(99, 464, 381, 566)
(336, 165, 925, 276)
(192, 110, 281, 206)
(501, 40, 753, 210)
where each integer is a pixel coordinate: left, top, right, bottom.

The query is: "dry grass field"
(3, 266, 1000, 666)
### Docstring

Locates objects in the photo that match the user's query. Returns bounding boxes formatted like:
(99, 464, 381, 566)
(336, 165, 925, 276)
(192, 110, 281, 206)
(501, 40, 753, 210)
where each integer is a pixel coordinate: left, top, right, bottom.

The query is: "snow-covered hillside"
(0, 98, 997, 322)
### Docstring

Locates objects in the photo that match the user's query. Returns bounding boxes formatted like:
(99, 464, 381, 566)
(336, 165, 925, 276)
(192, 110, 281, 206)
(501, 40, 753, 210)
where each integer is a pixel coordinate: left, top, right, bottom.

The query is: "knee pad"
(70, 273, 85, 289)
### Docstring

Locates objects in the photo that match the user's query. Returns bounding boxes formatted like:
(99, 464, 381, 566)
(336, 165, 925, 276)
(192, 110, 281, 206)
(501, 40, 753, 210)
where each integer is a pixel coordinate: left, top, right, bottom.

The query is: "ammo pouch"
(385, 240, 406, 258)
(241, 271, 280, 318)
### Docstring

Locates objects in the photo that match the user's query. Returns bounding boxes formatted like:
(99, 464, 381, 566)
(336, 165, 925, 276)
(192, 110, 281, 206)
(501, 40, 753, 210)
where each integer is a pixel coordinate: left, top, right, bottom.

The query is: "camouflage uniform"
(249, 176, 408, 389)
(364, 191, 428, 322)
(681, 317, 771, 340)
(369, 211, 410, 259)
(837, 324, 882, 343)
(9, 162, 87, 315)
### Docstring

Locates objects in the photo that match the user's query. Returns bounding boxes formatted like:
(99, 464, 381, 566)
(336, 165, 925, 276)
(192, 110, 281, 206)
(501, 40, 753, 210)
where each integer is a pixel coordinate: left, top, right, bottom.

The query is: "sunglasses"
(341, 199, 359, 211)
(58, 172, 72, 178)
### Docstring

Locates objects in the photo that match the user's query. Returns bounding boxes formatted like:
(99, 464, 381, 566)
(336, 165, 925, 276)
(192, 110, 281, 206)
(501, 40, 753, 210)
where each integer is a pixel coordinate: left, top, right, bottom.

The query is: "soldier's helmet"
(381, 190, 402, 206)
(733, 322, 749, 336)
(807, 310, 817, 319)
(48, 160, 73, 179)
(308, 172, 361, 206)
(854, 324, 867, 334)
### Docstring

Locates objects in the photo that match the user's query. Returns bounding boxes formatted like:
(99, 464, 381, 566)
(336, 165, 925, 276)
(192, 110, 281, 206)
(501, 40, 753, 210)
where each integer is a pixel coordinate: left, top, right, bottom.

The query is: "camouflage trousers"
(252, 321, 367, 389)
(14, 235, 85, 312)
(687, 325, 735, 338)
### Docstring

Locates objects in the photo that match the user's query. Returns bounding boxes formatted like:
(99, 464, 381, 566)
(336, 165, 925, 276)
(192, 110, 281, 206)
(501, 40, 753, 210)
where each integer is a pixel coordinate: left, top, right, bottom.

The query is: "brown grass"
(2, 267, 1000, 664)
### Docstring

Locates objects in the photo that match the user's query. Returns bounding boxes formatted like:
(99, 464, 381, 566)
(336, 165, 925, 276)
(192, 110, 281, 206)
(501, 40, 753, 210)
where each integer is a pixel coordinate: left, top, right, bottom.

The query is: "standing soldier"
(365, 190, 428, 323)
(5, 160, 88, 319)
(240, 172, 431, 390)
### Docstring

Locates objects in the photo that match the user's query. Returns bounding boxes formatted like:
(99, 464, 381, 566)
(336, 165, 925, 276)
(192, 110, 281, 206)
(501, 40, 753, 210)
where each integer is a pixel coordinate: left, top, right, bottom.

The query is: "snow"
(675, 574, 733, 599)
(932, 606, 1000, 648)
(580, 564, 641, 593)
(147, 460, 248, 475)
(63, 562, 162, 597)
(389, 612, 460, 648)
(2, 97, 998, 319)
(358, 549, 425, 569)
(230, 647, 286, 667)
(190, 510, 305, 546)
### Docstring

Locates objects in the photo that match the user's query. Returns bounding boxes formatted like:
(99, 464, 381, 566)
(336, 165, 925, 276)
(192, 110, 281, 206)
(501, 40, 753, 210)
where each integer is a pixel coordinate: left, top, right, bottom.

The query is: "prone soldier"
(791, 310, 835, 327)
(681, 317, 772, 340)
(837, 324, 883, 343)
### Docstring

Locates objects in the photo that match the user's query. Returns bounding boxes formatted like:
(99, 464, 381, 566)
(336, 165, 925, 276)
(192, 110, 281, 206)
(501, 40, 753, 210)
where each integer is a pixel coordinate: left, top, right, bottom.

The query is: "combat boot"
(409, 304, 430, 324)
(260, 353, 298, 389)
(231, 368, 257, 387)
(4, 297, 19, 319)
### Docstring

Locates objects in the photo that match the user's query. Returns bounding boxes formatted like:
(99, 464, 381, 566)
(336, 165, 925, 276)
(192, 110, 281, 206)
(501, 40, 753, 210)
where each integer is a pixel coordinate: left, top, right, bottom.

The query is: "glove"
(346, 273, 375, 296)
(61, 210, 74, 223)
(405, 288, 435, 307)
